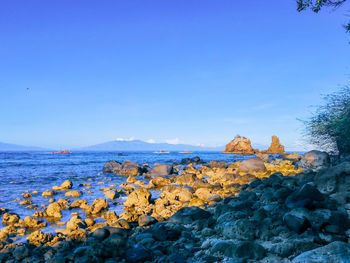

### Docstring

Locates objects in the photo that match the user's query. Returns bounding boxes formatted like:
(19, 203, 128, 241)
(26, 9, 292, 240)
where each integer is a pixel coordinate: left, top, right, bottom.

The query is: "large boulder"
(239, 158, 267, 173)
(298, 150, 330, 171)
(118, 160, 143, 176)
(149, 164, 173, 176)
(102, 160, 122, 173)
(291, 241, 350, 263)
(223, 137, 256, 155)
(314, 161, 350, 204)
(265, 135, 285, 154)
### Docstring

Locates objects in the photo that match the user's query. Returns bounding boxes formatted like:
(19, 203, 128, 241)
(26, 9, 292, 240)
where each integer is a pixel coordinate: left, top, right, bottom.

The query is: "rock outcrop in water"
(265, 135, 285, 154)
(223, 136, 256, 155)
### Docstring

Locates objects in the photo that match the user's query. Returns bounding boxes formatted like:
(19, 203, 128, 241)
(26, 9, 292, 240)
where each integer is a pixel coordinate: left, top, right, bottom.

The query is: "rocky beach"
(1, 137, 350, 263)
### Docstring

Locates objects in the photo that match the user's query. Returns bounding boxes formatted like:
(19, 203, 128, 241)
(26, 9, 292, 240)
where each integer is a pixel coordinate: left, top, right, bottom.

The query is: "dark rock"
(285, 183, 324, 209)
(149, 222, 182, 241)
(222, 219, 256, 240)
(13, 245, 29, 261)
(126, 244, 153, 263)
(168, 206, 211, 225)
(102, 160, 122, 173)
(180, 156, 203, 165)
(92, 228, 110, 241)
(284, 212, 310, 234)
(138, 215, 157, 227)
(168, 254, 187, 263)
(232, 241, 266, 260)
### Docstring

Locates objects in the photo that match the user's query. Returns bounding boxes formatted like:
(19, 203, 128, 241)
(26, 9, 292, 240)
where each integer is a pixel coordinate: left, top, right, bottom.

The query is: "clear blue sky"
(1, 0, 349, 150)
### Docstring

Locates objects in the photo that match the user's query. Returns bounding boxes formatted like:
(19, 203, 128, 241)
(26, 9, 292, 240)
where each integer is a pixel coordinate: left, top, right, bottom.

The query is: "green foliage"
(297, 0, 350, 33)
(304, 86, 350, 155)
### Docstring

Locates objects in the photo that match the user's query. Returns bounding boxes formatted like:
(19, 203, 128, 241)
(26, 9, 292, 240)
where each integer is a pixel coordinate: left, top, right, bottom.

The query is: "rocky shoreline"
(1, 150, 350, 262)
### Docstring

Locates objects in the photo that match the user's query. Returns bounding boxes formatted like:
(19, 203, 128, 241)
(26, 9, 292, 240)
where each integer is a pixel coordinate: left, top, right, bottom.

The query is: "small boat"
(153, 150, 170, 154)
(52, 151, 71, 154)
(179, 150, 193, 154)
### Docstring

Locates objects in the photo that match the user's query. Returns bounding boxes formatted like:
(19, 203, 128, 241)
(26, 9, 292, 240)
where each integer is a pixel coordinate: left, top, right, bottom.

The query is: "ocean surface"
(0, 151, 256, 240)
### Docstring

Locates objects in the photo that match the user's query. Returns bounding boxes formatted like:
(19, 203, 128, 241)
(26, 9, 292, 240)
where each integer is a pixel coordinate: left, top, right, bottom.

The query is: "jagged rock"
(239, 158, 267, 173)
(64, 190, 81, 197)
(223, 136, 256, 155)
(265, 135, 285, 154)
(27, 230, 53, 246)
(42, 190, 54, 197)
(298, 150, 330, 171)
(102, 160, 122, 173)
(291, 241, 350, 263)
(283, 212, 310, 234)
(124, 188, 151, 207)
(2, 213, 19, 225)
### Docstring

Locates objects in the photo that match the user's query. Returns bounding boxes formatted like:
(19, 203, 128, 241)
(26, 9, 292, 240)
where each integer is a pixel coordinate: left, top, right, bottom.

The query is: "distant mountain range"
(76, 140, 223, 152)
(0, 140, 223, 152)
(0, 142, 49, 151)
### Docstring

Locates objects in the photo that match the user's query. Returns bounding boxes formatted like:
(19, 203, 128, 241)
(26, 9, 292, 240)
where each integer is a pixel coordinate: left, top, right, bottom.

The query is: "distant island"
(0, 142, 49, 151)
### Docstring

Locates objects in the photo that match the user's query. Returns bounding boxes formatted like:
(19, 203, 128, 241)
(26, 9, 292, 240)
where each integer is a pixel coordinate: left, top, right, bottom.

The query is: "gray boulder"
(102, 160, 122, 173)
(149, 164, 173, 176)
(291, 241, 350, 263)
(298, 150, 330, 171)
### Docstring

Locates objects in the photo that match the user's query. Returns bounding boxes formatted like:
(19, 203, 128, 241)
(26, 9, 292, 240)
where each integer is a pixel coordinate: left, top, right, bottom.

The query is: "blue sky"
(1, 0, 349, 150)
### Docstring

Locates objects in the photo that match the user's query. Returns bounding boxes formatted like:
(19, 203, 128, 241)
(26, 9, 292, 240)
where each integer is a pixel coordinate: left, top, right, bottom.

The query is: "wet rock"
(46, 202, 64, 218)
(104, 189, 118, 200)
(64, 190, 81, 197)
(239, 158, 267, 173)
(42, 191, 54, 197)
(118, 160, 142, 176)
(298, 150, 330, 171)
(52, 180, 73, 191)
(291, 241, 350, 263)
(149, 164, 173, 176)
(67, 215, 86, 231)
(180, 156, 203, 165)
(138, 215, 157, 227)
(285, 183, 324, 209)
(283, 212, 310, 234)
(223, 136, 256, 155)
(102, 160, 122, 173)
(149, 222, 182, 241)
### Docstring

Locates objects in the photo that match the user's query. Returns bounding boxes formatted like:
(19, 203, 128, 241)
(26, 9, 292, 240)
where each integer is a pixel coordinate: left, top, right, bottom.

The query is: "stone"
(298, 150, 330, 171)
(168, 207, 211, 225)
(118, 160, 142, 176)
(314, 161, 350, 204)
(42, 191, 54, 197)
(138, 215, 157, 227)
(64, 190, 81, 197)
(180, 156, 203, 165)
(13, 245, 29, 261)
(124, 188, 151, 207)
(239, 158, 267, 173)
(265, 135, 285, 154)
(46, 202, 63, 218)
(104, 190, 118, 200)
(52, 180, 72, 191)
(149, 164, 173, 176)
(66, 215, 86, 231)
(291, 241, 350, 263)
(283, 212, 310, 234)
(223, 136, 256, 155)
(285, 183, 324, 209)
(102, 160, 122, 173)
(92, 228, 110, 241)
(126, 244, 153, 263)
(233, 241, 266, 260)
